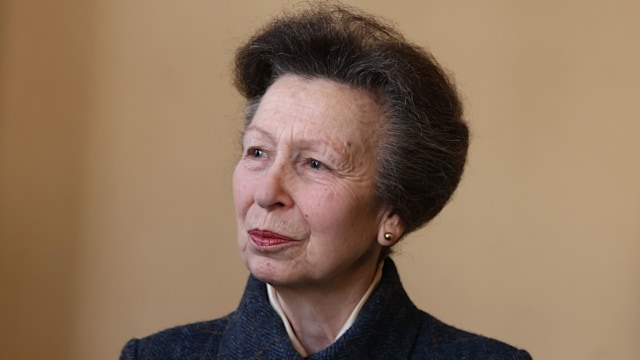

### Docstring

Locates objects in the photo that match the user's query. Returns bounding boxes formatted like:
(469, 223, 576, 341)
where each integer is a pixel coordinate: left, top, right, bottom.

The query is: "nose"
(254, 162, 294, 210)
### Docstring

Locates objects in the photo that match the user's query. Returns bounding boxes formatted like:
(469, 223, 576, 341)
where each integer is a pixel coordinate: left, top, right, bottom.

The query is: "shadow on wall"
(0, 1, 95, 359)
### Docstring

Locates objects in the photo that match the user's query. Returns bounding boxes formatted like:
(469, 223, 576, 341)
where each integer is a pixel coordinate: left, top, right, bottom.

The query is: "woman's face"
(233, 74, 391, 290)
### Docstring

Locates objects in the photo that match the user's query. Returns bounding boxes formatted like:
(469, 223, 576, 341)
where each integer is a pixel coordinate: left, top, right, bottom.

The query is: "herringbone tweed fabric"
(120, 259, 531, 359)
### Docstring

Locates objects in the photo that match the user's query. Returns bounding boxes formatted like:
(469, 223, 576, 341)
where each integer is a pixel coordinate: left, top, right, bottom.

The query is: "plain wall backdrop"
(1, 1, 638, 359)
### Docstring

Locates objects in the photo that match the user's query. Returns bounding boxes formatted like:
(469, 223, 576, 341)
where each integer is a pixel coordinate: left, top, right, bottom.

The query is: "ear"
(377, 209, 405, 247)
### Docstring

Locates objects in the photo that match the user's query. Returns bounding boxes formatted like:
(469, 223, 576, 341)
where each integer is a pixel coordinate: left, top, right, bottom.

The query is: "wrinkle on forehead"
(270, 75, 382, 125)
(250, 75, 383, 163)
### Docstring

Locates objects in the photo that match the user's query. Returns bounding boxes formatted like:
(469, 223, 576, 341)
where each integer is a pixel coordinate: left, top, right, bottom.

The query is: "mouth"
(248, 229, 298, 248)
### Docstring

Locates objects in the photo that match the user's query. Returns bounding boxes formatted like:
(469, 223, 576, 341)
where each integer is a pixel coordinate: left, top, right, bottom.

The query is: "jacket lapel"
(217, 275, 303, 359)
(218, 259, 422, 359)
(307, 259, 422, 359)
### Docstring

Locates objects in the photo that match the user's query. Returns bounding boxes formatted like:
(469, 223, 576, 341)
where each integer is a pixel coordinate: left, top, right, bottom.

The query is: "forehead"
(249, 75, 382, 142)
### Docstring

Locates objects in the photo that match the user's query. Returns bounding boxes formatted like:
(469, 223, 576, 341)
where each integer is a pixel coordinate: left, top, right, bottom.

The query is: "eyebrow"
(244, 124, 349, 160)
(243, 124, 276, 144)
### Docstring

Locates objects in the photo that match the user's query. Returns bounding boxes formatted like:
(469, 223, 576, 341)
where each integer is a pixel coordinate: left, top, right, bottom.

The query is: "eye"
(308, 159, 324, 170)
(248, 148, 265, 158)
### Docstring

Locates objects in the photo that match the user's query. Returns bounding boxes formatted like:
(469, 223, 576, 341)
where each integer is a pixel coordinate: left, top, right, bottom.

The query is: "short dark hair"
(234, 3, 468, 237)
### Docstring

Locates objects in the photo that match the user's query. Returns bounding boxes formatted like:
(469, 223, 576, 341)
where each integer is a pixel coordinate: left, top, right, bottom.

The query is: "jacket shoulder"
(411, 311, 532, 360)
(120, 316, 231, 360)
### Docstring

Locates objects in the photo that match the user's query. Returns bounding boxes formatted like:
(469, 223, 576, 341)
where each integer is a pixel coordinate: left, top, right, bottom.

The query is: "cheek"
(232, 168, 252, 217)
(305, 186, 334, 212)
(305, 189, 347, 226)
(233, 169, 251, 251)
(315, 186, 376, 231)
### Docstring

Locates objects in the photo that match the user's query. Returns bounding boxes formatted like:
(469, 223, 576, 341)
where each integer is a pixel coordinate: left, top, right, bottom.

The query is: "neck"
(273, 262, 379, 354)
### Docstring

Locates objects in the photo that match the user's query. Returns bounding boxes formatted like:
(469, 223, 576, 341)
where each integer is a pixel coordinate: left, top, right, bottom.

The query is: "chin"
(244, 255, 293, 286)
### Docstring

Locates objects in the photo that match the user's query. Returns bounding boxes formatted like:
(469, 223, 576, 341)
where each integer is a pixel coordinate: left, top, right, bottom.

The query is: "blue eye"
(309, 159, 323, 169)
(250, 148, 265, 158)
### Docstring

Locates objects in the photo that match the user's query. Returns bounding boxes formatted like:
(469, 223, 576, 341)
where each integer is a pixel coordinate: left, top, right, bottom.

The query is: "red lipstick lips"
(248, 229, 296, 248)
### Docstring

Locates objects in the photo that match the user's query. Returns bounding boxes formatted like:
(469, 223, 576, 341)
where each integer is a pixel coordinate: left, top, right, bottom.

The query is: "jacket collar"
(218, 258, 421, 359)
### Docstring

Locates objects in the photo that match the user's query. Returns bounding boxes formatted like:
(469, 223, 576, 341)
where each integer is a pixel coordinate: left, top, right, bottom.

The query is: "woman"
(121, 4, 531, 359)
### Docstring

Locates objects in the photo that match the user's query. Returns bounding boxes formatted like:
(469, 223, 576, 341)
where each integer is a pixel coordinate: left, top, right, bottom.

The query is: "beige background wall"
(1, 1, 638, 359)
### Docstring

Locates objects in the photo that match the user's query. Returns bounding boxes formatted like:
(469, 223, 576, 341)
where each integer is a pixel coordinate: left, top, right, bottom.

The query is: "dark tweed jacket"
(120, 259, 532, 359)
